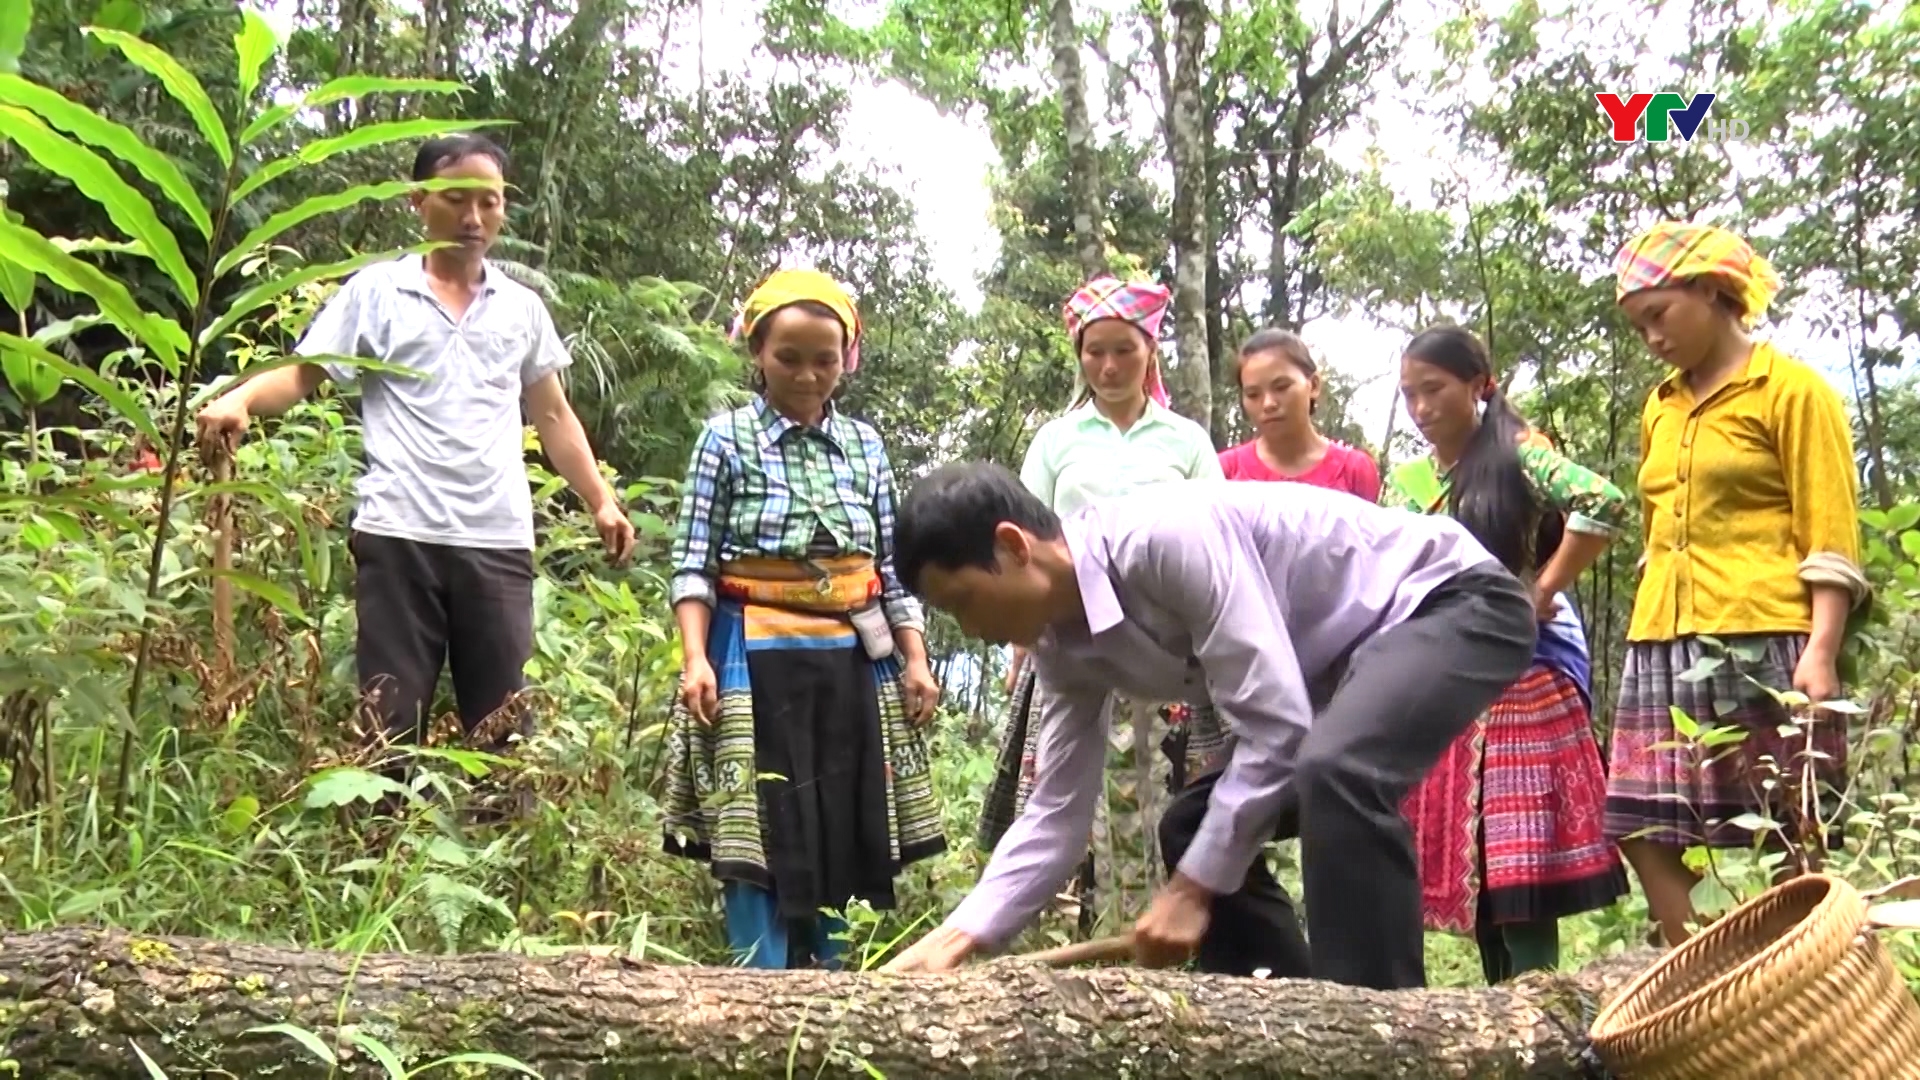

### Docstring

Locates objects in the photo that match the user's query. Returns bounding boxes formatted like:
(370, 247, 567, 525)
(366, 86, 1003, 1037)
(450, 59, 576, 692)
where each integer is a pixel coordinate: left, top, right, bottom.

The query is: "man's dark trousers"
(1158, 564, 1537, 990)
(350, 531, 536, 749)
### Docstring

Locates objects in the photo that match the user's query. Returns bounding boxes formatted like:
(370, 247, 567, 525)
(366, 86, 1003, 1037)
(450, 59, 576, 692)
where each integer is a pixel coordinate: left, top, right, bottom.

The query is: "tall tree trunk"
(1848, 164, 1894, 509)
(1166, 0, 1213, 431)
(0, 927, 1659, 1079)
(1050, 0, 1106, 282)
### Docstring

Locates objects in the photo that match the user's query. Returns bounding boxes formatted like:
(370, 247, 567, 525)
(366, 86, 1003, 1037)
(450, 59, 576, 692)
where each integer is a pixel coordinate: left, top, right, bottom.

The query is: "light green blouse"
(1020, 401, 1224, 517)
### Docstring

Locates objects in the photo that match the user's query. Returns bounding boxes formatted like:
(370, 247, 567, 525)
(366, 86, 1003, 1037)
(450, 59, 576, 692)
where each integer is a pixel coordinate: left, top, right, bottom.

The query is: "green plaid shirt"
(669, 397, 924, 630)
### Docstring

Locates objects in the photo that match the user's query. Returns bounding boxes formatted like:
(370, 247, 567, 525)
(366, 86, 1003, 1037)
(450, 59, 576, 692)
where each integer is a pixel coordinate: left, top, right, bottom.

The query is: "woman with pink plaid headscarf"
(975, 275, 1222, 935)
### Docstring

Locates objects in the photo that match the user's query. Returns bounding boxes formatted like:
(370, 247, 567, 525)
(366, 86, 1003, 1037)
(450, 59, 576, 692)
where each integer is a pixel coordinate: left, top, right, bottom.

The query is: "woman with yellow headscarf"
(660, 268, 946, 969)
(1605, 222, 1870, 947)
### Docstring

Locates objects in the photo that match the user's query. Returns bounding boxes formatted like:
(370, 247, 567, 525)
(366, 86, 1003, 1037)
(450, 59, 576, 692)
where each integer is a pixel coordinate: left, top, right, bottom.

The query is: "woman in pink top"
(1216, 328, 1381, 500)
(1154, 328, 1379, 979)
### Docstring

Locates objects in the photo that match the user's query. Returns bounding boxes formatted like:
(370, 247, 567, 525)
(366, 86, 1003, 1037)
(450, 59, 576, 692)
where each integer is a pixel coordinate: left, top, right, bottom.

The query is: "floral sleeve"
(1515, 442, 1629, 535)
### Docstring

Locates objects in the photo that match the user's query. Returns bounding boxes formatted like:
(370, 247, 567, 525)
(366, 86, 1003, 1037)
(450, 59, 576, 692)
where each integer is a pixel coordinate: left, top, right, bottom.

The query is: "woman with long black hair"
(1385, 325, 1630, 983)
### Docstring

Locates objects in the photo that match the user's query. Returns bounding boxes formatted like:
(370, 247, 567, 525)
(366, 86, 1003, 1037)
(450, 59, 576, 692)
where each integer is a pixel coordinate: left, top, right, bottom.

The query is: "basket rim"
(1589, 873, 1864, 1040)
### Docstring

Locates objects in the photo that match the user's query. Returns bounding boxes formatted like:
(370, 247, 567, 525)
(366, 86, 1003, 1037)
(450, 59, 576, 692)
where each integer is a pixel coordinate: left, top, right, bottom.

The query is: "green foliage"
(5, 7, 1920, 1077)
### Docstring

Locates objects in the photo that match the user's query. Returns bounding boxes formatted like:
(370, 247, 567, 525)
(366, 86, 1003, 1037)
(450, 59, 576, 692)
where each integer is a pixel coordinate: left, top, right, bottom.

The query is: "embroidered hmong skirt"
(977, 668, 1221, 854)
(976, 665, 1044, 854)
(661, 560, 945, 921)
(1403, 663, 1627, 933)
(1162, 701, 1232, 792)
(1603, 633, 1845, 851)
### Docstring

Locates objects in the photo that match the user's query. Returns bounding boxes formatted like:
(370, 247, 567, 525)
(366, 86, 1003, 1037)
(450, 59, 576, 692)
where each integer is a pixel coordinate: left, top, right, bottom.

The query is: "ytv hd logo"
(1594, 92, 1749, 144)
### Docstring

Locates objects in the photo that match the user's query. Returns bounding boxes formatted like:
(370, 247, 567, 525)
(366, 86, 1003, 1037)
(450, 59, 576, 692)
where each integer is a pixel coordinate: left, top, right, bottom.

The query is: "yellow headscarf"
(1612, 221, 1782, 329)
(733, 268, 864, 371)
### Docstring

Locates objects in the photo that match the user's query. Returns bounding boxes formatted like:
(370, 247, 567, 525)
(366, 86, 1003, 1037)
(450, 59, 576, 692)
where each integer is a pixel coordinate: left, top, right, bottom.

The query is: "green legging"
(1475, 915, 1560, 984)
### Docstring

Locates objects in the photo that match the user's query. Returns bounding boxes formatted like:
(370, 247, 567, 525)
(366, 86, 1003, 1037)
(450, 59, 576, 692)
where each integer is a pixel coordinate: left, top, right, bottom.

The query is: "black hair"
(745, 299, 850, 393)
(893, 462, 1063, 595)
(1069, 318, 1157, 409)
(746, 299, 848, 355)
(1073, 317, 1154, 352)
(1236, 327, 1319, 414)
(1690, 274, 1750, 322)
(1403, 325, 1558, 575)
(1237, 328, 1317, 377)
(411, 133, 509, 182)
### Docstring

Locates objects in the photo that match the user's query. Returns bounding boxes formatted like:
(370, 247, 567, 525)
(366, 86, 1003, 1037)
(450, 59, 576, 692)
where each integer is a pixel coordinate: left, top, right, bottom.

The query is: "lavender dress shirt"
(945, 480, 1503, 948)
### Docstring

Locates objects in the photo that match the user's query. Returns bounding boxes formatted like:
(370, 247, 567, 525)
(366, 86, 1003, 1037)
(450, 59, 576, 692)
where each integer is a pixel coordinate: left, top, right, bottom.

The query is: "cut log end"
(0, 927, 1657, 1079)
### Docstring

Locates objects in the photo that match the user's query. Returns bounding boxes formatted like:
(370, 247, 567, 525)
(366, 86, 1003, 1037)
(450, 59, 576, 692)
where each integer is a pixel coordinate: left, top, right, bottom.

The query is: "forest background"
(4, 0, 1920, 1065)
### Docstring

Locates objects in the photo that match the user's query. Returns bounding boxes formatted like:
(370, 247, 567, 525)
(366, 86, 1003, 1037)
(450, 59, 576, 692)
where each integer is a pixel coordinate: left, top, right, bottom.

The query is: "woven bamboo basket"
(1588, 873, 1920, 1080)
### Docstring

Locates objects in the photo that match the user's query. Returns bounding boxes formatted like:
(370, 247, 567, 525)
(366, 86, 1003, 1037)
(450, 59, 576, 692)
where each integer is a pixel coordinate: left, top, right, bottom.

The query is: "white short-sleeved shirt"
(295, 256, 571, 551)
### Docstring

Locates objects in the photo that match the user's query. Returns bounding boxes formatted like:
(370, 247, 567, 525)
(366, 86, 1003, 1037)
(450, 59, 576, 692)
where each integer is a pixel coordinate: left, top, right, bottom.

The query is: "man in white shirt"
(885, 463, 1537, 989)
(196, 134, 633, 751)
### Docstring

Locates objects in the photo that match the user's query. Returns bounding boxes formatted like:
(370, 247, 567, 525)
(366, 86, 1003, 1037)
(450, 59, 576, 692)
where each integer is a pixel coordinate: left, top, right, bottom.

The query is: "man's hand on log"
(883, 924, 977, 972)
(1131, 872, 1212, 968)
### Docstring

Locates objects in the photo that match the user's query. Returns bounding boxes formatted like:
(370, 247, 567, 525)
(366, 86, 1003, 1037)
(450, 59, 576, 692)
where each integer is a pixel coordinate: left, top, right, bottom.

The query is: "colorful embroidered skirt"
(978, 669, 1214, 851)
(1163, 701, 1232, 792)
(1603, 633, 1845, 851)
(976, 665, 1043, 853)
(1403, 663, 1627, 933)
(661, 558, 945, 920)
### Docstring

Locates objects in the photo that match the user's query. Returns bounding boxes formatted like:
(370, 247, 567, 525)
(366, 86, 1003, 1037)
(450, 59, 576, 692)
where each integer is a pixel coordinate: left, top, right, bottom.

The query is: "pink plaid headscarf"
(1063, 276, 1172, 407)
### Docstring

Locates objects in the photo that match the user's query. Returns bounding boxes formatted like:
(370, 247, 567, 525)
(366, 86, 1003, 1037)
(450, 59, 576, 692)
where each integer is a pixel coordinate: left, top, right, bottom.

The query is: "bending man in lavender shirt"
(882, 463, 1537, 990)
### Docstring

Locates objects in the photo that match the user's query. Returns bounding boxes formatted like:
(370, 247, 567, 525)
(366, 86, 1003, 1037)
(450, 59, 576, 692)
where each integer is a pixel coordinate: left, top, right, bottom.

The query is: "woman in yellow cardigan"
(1605, 222, 1871, 946)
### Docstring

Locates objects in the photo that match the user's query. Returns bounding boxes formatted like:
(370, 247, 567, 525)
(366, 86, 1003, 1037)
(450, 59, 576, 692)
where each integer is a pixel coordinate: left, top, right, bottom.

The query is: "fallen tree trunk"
(0, 927, 1653, 1079)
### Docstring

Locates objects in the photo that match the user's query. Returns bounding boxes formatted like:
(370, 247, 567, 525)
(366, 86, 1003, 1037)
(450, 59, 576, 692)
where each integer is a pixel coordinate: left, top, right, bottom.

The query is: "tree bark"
(1166, 0, 1213, 432)
(0, 927, 1656, 1079)
(1048, 0, 1107, 282)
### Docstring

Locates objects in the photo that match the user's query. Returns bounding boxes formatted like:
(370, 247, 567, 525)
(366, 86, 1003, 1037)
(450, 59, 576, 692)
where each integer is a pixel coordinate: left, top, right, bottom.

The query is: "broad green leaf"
(2, 343, 60, 405)
(306, 74, 466, 109)
(232, 117, 512, 203)
(0, 73, 213, 238)
(344, 1030, 406, 1080)
(194, 479, 304, 525)
(219, 794, 260, 835)
(410, 745, 510, 777)
(84, 26, 233, 167)
(199, 241, 447, 348)
(92, 0, 143, 35)
(0, 331, 161, 440)
(186, 351, 422, 410)
(302, 766, 407, 810)
(235, 101, 296, 146)
(1887, 502, 1920, 532)
(55, 885, 123, 920)
(0, 252, 32, 311)
(51, 235, 147, 257)
(0, 106, 197, 303)
(1688, 873, 1738, 916)
(211, 567, 307, 622)
(0, 489, 142, 532)
(31, 313, 108, 344)
(0, 0, 25, 76)
(239, 74, 467, 145)
(17, 515, 57, 550)
(414, 1053, 542, 1077)
(0, 218, 187, 369)
(233, 7, 280, 105)
(244, 1024, 337, 1067)
(216, 176, 497, 279)
(129, 1040, 169, 1080)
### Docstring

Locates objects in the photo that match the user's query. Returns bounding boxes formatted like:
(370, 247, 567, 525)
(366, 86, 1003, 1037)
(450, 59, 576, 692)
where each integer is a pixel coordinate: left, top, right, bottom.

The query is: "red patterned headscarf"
(1063, 276, 1172, 407)
(1613, 222, 1781, 329)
